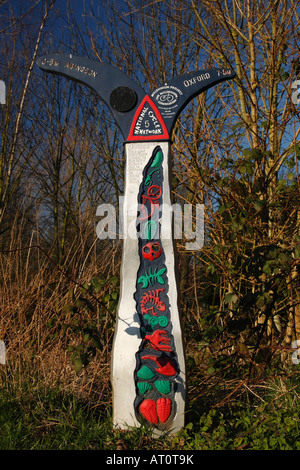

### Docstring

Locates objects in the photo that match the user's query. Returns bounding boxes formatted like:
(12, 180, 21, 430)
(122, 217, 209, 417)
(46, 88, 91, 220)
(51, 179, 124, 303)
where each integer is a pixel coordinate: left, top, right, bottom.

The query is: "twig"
(0, 1, 56, 224)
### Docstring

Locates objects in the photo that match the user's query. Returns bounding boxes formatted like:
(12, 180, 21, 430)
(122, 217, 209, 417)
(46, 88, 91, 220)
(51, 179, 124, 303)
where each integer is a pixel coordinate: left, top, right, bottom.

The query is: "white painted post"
(36, 53, 235, 437)
(111, 141, 186, 435)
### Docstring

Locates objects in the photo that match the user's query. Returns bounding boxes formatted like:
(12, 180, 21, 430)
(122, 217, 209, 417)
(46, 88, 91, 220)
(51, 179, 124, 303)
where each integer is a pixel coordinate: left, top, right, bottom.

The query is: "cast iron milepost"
(37, 53, 235, 436)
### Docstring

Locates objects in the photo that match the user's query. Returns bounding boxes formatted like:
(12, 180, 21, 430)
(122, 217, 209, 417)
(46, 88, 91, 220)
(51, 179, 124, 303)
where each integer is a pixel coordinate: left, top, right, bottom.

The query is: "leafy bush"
(0, 380, 299, 450)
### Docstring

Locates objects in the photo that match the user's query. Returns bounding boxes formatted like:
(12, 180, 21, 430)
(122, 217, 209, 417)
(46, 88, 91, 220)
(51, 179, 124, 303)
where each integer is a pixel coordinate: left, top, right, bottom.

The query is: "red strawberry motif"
(156, 397, 172, 423)
(139, 399, 158, 424)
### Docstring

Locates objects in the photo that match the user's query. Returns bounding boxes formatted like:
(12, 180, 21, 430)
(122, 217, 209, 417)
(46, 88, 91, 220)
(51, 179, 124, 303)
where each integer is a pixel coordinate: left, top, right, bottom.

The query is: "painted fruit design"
(156, 398, 172, 423)
(133, 147, 179, 428)
(139, 399, 158, 425)
(139, 397, 172, 425)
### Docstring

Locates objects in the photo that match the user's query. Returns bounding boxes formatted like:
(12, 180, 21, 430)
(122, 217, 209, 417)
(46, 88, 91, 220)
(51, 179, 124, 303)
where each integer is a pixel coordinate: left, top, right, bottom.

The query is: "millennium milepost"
(37, 53, 235, 436)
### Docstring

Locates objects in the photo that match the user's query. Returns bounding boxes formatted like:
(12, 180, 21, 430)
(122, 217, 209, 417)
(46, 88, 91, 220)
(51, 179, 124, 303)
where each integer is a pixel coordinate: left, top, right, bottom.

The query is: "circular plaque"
(110, 86, 137, 112)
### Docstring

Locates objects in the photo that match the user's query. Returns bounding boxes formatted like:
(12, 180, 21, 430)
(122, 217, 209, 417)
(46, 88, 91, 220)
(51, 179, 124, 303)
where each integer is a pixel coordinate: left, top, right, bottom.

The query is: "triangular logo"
(127, 95, 169, 141)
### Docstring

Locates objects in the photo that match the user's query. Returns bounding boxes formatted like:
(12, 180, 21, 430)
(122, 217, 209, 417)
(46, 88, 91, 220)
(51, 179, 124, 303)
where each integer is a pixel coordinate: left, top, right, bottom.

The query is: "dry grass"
(0, 218, 298, 434)
(0, 234, 299, 451)
(0, 218, 120, 407)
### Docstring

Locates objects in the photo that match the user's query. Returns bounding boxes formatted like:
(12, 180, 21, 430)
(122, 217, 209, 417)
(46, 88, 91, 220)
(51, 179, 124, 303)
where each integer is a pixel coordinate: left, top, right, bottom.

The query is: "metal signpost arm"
(36, 54, 147, 139)
(37, 53, 235, 436)
(37, 54, 235, 142)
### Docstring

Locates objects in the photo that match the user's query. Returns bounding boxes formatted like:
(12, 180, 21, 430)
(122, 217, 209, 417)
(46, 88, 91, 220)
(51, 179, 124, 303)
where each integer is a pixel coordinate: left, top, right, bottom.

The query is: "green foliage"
(62, 274, 119, 374)
(196, 142, 299, 369)
(176, 401, 300, 450)
(0, 389, 111, 450)
(0, 380, 299, 450)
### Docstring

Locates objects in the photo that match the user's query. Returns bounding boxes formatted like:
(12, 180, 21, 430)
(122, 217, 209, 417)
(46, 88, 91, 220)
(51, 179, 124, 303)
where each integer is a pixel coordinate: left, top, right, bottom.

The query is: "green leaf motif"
(144, 220, 157, 240)
(145, 168, 160, 186)
(138, 267, 166, 288)
(151, 150, 163, 168)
